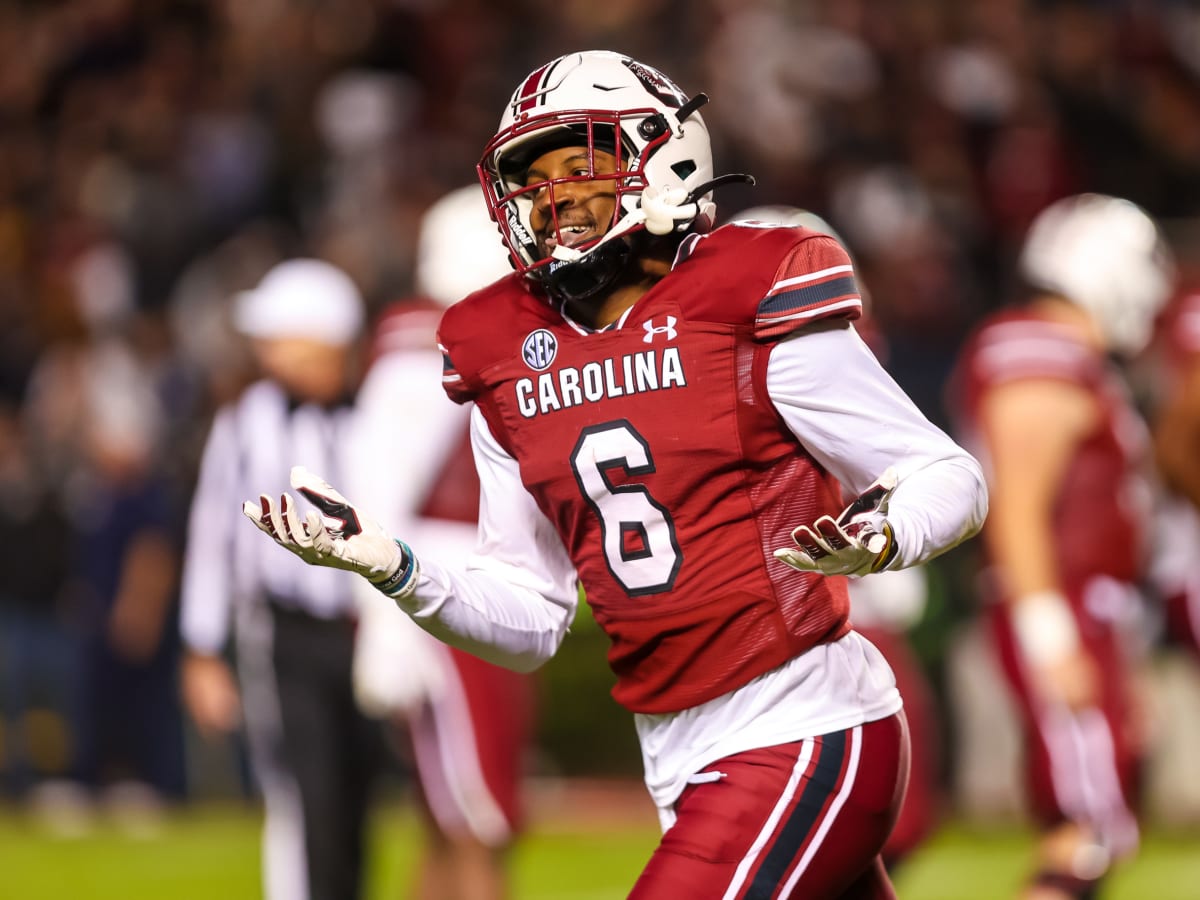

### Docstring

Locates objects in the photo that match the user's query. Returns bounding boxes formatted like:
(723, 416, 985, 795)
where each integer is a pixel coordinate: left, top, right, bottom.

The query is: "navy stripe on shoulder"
(759, 276, 858, 316)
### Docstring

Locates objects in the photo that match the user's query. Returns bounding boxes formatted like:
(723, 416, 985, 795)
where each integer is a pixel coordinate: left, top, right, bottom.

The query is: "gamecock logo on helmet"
(622, 60, 686, 108)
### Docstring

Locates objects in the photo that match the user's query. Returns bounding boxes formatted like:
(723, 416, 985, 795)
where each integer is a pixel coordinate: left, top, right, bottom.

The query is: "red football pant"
(990, 600, 1141, 857)
(407, 645, 535, 845)
(630, 713, 909, 900)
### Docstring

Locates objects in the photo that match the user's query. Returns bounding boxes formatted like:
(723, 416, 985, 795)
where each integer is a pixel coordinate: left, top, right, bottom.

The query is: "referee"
(179, 259, 384, 900)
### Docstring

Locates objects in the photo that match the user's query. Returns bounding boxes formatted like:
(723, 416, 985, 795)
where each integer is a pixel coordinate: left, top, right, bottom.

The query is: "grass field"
(4, 794, 1200, 899)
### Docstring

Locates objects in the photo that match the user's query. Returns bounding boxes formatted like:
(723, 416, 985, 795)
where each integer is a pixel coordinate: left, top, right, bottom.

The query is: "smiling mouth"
(542, 223, 595, 252)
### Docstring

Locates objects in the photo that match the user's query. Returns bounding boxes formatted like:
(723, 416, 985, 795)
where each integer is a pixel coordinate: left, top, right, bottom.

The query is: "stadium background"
(2, 0, 1200, 897)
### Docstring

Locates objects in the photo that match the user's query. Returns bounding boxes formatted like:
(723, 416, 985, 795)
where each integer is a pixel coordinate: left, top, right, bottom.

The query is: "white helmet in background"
(478, 50, 744, 303)
(731, 205, 844, 242)
(1018, 193, 1175, 356)
(415, 185, 513, 307)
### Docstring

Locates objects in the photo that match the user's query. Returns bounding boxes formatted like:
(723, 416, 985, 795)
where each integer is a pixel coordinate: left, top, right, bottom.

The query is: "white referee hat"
(233, 258, 365, 344)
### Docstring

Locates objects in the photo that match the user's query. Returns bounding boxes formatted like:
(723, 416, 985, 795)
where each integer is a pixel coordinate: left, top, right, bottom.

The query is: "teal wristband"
(371, 540, 418, 598)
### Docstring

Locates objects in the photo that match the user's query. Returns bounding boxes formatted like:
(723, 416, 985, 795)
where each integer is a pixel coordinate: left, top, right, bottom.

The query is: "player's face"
(524, 145, 619, 260)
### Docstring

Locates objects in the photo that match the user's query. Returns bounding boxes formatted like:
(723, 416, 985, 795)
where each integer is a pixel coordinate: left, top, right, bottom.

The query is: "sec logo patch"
(522, 329, 558, 371)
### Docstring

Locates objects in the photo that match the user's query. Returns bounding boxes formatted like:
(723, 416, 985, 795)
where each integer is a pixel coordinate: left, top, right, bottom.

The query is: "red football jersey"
(437, 224, 863, 713)
(952, 310, 1151, 596)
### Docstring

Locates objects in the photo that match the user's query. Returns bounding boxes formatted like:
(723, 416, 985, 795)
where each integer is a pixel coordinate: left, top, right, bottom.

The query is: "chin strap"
(640, 174, 757, 235)
(641, 185, 699, 235)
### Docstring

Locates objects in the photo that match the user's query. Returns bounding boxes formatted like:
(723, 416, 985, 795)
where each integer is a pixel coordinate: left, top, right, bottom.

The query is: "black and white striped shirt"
(179, 379, 362, 654)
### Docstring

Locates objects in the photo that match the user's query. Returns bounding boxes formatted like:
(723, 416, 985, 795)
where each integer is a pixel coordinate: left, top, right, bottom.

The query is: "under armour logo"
(643, 316, 678, 343)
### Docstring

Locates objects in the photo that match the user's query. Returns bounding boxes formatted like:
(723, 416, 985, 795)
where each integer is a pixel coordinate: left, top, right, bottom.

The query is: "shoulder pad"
(436, 274, 547, 404)
(675, 224, 863, 337)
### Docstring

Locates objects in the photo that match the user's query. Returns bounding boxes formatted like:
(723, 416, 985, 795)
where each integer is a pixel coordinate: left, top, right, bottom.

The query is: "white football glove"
(774, 467, 899, 577)
(242, 465, 419, 599)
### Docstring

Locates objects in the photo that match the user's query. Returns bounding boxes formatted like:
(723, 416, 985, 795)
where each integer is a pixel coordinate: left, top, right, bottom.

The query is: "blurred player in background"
(179, 260, 388, 900)
(349, 184, 534, 900)
(245, 51, 987, 898)
(732, 206, 942, 870)
(1147, 285, 1200, 659)
(949, 194, 1174, 900)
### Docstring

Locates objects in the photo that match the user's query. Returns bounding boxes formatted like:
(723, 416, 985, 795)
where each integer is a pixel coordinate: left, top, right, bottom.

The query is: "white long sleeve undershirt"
(765, 320, 988, 569)
(390, 405, 580, 671)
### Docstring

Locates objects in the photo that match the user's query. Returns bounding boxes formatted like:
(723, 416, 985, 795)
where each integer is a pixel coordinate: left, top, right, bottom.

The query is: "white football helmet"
(1019, 193, 1175, 356)
(478, 51, 733, 302)
(415, 184, 514, 307)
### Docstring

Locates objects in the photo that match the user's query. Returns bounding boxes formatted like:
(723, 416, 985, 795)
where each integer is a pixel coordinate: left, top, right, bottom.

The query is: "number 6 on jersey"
(570, 421, 682, 596)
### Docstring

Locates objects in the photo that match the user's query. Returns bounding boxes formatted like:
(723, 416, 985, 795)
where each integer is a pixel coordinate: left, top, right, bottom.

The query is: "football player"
(949, 194, 1175, 899)
(247, 51, 987, 898)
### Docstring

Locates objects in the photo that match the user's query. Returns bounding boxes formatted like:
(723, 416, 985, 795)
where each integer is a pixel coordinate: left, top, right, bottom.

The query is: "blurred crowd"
(2, 0, 1200, 839)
